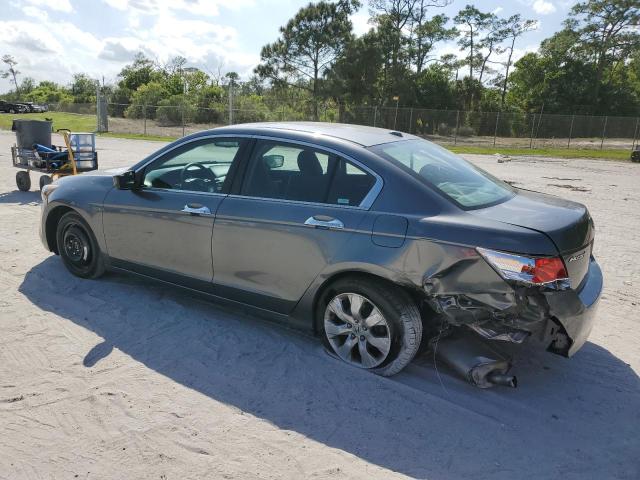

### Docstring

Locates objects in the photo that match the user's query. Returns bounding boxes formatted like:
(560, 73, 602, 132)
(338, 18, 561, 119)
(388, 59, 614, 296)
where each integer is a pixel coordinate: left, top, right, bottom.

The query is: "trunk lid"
(470, 189, 594, 288)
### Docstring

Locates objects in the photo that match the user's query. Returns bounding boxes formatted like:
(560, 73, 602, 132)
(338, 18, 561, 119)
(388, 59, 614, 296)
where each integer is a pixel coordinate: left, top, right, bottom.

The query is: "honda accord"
(39, 123, 602, 386)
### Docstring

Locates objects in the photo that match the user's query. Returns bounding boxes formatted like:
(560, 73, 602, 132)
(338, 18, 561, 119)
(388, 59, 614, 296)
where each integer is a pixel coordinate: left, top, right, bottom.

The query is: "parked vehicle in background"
(0, 100, 28, 114)
(38, 122, 603, 387)
(18, 102, 48, 113)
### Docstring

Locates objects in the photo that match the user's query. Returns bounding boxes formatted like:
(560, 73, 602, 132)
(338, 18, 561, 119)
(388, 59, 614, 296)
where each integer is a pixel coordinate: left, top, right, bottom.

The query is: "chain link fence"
(342, 106, 640, 150)
(2, 101, 638, 151)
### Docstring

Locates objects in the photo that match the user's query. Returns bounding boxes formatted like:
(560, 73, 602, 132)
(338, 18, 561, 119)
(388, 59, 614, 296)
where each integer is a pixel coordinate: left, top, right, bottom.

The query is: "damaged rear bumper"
(423, 249, 603, 358)
(543, 258, 602, 356)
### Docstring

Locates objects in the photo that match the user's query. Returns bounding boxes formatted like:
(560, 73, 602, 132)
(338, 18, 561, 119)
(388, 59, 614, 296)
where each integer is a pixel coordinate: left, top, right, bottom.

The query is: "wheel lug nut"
(350, 333, 356, 339)
(362, 326, 367, 331)
(347, 323, 352, 329)
(354, 319, 359, 324)
(360, 335, 365, 341)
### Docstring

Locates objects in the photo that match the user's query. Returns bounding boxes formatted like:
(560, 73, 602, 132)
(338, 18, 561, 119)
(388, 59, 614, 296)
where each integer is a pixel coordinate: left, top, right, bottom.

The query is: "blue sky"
(0, 0, 576, 92)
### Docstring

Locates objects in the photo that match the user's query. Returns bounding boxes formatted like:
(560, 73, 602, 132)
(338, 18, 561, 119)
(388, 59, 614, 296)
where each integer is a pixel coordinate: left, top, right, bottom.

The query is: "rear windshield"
(369, 139, 514, 208)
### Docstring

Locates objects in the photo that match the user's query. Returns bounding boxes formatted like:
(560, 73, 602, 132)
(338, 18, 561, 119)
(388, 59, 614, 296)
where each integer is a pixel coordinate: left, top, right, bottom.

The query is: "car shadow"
(0, 189, 41, 205)
(19, 257, 640, 479)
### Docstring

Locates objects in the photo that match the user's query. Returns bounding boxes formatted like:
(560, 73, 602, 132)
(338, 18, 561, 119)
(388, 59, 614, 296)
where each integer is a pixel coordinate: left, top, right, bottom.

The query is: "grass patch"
(448, 145, 631, 161)
(0, 112, 96, 133)
(99, 132, 177, 142)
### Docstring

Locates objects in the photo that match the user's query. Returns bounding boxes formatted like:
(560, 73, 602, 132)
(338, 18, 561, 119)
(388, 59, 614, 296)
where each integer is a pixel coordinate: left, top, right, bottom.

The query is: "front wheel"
(319, 277, 422, 376)
(56, 212, 105, 279)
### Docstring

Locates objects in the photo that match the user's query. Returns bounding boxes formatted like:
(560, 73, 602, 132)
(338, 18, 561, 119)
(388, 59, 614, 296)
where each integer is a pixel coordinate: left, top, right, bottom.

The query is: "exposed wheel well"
(45, 206, 74, 254)
(311, 271, 427, 335)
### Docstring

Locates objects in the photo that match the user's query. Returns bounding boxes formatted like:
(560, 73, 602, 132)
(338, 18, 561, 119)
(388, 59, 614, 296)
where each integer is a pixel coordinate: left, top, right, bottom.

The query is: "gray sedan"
(39, 122, 602, 386)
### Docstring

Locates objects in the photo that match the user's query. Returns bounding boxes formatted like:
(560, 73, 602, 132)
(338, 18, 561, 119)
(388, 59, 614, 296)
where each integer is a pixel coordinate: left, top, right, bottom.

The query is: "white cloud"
(102, 0, 254, 17)
(0, 0, 261, 92)
(532, 0, 557, 15)
(0, 20, 63, 53)
(22, 5, 49, 20)
(99, 37, 155, 62)
(95, 8, 257, 77)
(23, 0, 73, 13)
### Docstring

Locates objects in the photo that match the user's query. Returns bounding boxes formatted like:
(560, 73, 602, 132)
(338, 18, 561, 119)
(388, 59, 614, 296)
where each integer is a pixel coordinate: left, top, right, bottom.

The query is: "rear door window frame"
(230, 136, 383, 210)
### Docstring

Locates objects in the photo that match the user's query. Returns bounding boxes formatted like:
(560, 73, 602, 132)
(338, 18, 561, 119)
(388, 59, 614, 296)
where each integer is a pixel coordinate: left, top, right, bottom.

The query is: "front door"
(103, 137, 248, 284)
(212, 139, 379, 313)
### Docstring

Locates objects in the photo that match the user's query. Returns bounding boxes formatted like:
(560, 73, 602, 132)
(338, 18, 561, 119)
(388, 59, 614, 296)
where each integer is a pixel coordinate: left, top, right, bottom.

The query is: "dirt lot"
(0, 130, 638, 480)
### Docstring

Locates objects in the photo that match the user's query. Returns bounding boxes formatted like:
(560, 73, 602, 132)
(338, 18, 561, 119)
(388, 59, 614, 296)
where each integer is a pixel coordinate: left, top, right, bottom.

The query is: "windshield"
(369, 139, 514, 209)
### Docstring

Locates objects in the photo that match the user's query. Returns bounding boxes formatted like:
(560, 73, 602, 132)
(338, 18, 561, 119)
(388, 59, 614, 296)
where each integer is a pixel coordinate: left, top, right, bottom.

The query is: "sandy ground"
(0, 130, 638, 480)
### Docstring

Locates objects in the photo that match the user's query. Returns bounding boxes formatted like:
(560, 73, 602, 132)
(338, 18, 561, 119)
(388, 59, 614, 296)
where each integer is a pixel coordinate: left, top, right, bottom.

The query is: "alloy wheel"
(324, 293, 391, 369)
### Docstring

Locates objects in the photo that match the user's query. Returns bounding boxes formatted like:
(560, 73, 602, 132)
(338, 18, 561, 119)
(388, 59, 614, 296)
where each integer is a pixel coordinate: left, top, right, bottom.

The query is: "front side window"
(143, 138, 244, 193)
(241, 141, 376, 206)
(369, 139, 513, 208)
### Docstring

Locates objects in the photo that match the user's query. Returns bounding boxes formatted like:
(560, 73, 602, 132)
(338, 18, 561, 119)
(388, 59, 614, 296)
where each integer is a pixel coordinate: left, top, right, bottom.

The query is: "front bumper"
(39, 201, 54, 252)
(543, 257, 603, 356)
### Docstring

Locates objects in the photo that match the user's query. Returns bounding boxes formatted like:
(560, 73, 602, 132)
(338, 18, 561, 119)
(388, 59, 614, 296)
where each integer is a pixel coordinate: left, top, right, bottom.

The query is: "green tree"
(410, 14, 456, 74)
(506, 51, 596, 113)
(368, 0, 414, 75)
(476, 14, 508, 85)
(19, 77, 36, 96)
(454, 5, 493, 80)
(117, 53, 162, 93)
(326, 30, 386, 105)
(125, 81, 169, 118)
(568, 0, 640, 111)
(415, 63, 456, 108)
(500, 14, 537, 108)
(256, 0, 360, 119)
(1, 55, 20, 98)
(24, 81, 73, 104)
(70, 73, 98, 104)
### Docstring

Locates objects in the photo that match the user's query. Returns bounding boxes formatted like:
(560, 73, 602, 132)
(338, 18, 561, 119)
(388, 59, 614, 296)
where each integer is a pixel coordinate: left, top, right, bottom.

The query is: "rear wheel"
(56, 212, 105, 279)
(16, 171, 31, 191)
(319, 277, 422, 376)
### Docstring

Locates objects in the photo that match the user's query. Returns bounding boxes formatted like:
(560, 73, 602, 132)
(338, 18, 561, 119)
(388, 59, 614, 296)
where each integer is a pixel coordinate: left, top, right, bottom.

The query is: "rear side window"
(241, 140, 376, 207)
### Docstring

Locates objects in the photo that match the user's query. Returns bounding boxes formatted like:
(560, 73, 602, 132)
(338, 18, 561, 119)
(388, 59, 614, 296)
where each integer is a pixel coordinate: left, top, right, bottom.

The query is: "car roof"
(207, 122, 420, 147)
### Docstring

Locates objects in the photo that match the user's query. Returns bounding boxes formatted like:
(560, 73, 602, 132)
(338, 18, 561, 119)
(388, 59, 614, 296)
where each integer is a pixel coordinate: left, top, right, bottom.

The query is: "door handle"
(182, 203, 212, 216)
(304, 215, 344, 230)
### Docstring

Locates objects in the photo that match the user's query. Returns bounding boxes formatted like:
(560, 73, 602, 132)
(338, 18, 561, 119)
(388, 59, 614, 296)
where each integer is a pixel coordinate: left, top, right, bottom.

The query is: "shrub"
(457, 125, 475, 137)
(438, 122, 452, 136)
(156, 96, 194, 126)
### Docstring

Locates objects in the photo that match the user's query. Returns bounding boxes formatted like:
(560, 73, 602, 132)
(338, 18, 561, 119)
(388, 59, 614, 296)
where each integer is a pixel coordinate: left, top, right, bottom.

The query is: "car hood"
(469, 188, 594, 254)
(80, 167, 129, 177)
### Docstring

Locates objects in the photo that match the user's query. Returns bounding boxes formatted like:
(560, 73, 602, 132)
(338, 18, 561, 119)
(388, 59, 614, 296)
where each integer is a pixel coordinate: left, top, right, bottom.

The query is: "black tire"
(39, 175, 52, 191)
(16, 171, 31, 191)
(56, 212, 105, 279)
(318, 276, 422, 377)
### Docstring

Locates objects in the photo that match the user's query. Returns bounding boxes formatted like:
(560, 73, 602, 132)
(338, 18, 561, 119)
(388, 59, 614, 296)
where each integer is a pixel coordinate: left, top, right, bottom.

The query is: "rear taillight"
(477, 247, 570, 288)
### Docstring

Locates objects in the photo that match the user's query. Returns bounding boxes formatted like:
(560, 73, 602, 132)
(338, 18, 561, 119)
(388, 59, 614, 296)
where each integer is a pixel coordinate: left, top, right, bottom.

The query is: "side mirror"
(113, 170, 138, 190)
(264, 154, 284, 169)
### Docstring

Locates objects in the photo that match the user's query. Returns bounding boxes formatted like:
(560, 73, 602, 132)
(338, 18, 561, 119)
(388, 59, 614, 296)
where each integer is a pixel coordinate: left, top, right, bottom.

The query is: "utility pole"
(393, 96, 400, 130)
(228, 78, 234, 125)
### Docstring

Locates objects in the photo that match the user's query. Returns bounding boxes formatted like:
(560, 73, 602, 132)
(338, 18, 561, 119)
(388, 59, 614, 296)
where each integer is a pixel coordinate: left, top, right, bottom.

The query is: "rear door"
(102, 137, 248, 284)
(211, 139, 381, 313)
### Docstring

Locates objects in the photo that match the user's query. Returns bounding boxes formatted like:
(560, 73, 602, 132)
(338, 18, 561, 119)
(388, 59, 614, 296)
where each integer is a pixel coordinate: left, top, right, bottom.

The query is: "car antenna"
(390, 131, 403, 137)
